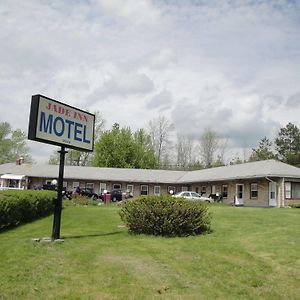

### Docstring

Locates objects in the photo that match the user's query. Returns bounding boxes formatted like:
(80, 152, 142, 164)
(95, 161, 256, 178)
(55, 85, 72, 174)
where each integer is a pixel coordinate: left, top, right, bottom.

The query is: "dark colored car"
(111, 189, 122, 202)
(208, 193, 223, 202)
(42, 184, 57, 191)
(80, 188, 99, 200)
(41, 184, 72, 200)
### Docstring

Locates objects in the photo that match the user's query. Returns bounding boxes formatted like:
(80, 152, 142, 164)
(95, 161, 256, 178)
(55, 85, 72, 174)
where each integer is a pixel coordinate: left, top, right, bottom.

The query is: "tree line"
(48, 114, 300, 170)
(1, 117, 299, 169)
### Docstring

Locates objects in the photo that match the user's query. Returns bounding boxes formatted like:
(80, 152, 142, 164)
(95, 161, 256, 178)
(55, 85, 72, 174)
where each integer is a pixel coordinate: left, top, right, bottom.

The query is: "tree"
(249, 137, 277, 162)
(275, 122, 300, 167)
(48, 111, 105, 166)
(199, 128, 219, 168)
(175, 134, 195, 170)
(148, 115, 174, 165)
(229, 155, 244, 165)
(133, 129, 159, 169)
(92, 124, 158, 169)
(0, 122, 32, 164)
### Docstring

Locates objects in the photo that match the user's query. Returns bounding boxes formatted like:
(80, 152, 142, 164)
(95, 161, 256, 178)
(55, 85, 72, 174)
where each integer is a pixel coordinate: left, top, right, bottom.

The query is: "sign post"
(51, 146, 67, 240)
(28, 94, 95, 240)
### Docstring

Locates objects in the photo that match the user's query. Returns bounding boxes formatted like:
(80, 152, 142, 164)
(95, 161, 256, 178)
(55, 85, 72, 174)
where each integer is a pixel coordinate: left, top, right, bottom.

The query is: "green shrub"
(71, 195, 94, 206)
(119, 195, 212, 237)
(0, 190, 55, 230)
(290, 203, 300, 208)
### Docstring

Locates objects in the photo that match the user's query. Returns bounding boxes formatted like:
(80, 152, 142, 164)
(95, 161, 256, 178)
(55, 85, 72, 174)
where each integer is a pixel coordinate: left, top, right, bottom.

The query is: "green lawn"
(0, 204, 299, 300)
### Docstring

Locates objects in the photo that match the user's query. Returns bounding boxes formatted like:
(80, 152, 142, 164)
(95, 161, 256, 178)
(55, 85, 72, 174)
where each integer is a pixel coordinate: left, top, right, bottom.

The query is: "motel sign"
(28, 94, 95, 240)
(28, 94, 95, 151)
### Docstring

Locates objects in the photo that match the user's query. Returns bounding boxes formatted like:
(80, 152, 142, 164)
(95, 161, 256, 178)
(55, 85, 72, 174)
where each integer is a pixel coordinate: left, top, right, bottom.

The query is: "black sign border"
(28, 94, 95, 152)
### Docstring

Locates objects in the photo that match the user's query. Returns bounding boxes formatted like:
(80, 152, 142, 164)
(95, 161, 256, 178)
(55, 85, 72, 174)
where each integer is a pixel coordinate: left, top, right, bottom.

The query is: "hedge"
(119, 195, 212, 237)
(0, 190, 56, 230)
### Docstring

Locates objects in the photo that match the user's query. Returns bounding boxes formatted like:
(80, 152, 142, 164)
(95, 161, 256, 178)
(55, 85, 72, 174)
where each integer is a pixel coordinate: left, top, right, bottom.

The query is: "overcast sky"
(1, 0, 300, 164)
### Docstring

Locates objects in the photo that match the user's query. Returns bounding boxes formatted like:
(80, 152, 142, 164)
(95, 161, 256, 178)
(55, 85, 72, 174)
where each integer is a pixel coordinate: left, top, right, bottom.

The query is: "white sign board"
(28, 94, 95, 151)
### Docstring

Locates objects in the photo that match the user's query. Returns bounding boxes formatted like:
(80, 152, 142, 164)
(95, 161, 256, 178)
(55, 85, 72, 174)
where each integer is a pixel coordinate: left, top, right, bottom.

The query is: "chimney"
(16, 157, 24, 165)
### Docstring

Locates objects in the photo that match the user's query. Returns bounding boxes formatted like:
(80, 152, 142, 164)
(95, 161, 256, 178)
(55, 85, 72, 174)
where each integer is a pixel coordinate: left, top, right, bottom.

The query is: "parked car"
(208, 193, 223, 202)
(111, 189, 122, 202)
(80, 188, 99, 200)
(173, 191, 214, 203)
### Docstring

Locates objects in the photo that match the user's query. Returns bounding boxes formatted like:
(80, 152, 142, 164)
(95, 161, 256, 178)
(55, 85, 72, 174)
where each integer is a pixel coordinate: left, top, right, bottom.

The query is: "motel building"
(1, 159, 300, 208)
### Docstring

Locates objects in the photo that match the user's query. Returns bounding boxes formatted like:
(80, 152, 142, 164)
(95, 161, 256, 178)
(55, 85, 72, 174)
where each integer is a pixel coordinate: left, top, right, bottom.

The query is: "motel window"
(168, 186, 176, 194)
(113, 183, 121, 190)
(72, 181, 79, 191)
(181, 186, 188, 192)
(63, 181, 68, 191)
(222, 185, 228, 198)
(292, 183, 300, 199)
(100, 183, 106, 194)
(141, 185, 148, 196)
(201, 186, 206, 195)
(250, 183, 258, 199)
(154, 186, 161, 196)
(86, 183, 94, 192)
(285, 182, 291, 199)
(127, 185, 134, 197)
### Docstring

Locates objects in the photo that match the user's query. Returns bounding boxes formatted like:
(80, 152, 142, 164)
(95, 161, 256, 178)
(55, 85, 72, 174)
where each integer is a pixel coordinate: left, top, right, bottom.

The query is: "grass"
(0, 204, 299, 300)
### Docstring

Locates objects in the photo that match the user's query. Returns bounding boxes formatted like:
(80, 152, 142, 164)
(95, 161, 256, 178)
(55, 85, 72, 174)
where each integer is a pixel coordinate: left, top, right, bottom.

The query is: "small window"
(222, 185, 228, 198)
(127, 185, 134, 193)
(113, 184, 121, 190)
(73, 182, 79, 187)
(291, 182, 300, 199)
(250, 183, 258, 199)
(201, 186, 206, 195)
(73, 181, 79, 190)
(86, 183, 94, 192)
(181, 186, 188, 191)
(141, 185, 148, 196)
(285, 182, 291, 199)
(154, 186, 160, 195)
(100, 183, 106, 194)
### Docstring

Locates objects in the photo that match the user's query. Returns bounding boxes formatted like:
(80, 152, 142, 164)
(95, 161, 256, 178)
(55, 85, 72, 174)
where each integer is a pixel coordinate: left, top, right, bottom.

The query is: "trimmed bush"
(119, 195, 212, 237)
(0, 190, 55, 230)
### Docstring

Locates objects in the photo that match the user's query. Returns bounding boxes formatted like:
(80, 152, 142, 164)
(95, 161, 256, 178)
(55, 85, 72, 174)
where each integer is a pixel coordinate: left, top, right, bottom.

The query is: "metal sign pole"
(51, 146, 67, 240)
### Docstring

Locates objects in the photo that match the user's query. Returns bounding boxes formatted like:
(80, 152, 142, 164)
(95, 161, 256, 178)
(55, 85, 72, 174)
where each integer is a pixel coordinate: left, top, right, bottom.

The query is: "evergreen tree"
(275, 123, 300, 167)
(249, 137, 277, 162)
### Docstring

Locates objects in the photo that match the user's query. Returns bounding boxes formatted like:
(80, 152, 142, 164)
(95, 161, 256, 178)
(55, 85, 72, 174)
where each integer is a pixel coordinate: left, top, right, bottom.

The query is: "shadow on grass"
(62, 231, 124, 240)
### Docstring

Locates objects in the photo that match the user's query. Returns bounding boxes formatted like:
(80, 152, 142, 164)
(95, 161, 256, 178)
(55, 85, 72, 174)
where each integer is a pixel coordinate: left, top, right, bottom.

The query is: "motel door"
(235, 184, 244, 205)
(269, 182, 277, 207)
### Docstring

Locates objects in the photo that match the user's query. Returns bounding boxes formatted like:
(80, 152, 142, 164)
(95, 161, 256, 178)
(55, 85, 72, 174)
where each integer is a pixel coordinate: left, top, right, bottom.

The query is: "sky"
(1, 0, 300, 164)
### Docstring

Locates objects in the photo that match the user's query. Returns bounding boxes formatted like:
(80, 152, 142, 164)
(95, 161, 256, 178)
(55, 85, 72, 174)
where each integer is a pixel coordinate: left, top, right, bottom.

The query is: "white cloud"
(96, 0, 161, 26)
(0, 0, 300, 163)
